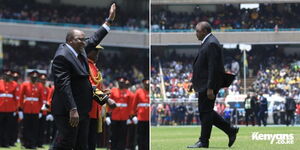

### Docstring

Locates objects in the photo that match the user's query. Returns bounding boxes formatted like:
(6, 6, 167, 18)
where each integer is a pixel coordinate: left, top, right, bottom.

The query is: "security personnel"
(109, 77, 131, 150)
(10, 71, 21, 146)
(244, 93, 255, 126)
(0, 70, 18, 147)
(37, 73, 50, 148)
(19, 70, 44, 149)
(131, 79, 149, 150)
(285, 96, 296, 126)
(87, 44, 107, 150)
(258, 92, 268, 126)
(45, 83, 55, 144)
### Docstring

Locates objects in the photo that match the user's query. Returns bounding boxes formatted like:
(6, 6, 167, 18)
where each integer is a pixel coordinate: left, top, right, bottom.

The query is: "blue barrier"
(151, 28, 300, 32)
(0, 18, 148, 32)
(3, 18, 300, 33)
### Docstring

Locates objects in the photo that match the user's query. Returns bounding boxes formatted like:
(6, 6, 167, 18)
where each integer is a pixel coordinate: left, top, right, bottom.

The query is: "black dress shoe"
(187, 141, 209, 148)
(25, 146, 37, 149)
(0, 145, 10, 148)
(228, 127, 239, 147)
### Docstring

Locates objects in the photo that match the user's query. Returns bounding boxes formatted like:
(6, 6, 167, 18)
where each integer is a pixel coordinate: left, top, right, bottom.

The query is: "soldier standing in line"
(130, 79, 149, 150)
(19, 71, 44, 149)
(0, 70, 18, 147)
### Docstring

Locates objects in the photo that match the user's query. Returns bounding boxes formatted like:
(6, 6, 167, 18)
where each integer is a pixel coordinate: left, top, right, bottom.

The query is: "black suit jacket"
(192, 34, 229, 93)
(51, 26, 108, 116)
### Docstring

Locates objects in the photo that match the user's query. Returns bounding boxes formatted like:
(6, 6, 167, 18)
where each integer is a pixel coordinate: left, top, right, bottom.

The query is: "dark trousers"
(126, 124, 137, 150)
(38, 115, 47, 146)
(9, 114, 18, 146)
(273, 112, 279, 124)
(137, 121, 149, 150)
(199, 111, 233, 143)
(111, 120, 127, 150)
(198, 91, 233, 143)
(23, 113, 39, 148)
(0, 112, 13, 147)
(52, 115, 90, 150)
(280, 112, 286, 124)
(245, 109, 254, 126)
(286, 110, 295, 126)
(187, 114, 194, 125)
(258, 111, 267, 126)
(45, 120, 56, 144)
(88, 118, 98, 150)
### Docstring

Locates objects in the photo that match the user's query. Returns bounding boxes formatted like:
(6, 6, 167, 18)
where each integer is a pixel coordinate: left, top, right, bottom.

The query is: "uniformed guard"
(0, 69, 18, 147)
(10, 71, 21, 146)
(19, 70, 44, 149)
(86, 44, 109, 150)
(109, 77, 132, 150)
(131, 79, 149, 150)
(37, 73, 50, 148)
(125, 79, 136, 150)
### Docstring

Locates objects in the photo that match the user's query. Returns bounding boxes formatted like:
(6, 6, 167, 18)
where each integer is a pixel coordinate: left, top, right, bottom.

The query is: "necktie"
(78, 53, 86, 71)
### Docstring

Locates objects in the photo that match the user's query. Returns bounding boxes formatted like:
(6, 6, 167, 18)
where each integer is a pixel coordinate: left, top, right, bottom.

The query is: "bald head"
(65, 29, 86, 52)
(195, 21, 212, 41)
(66, 29, 85, 43)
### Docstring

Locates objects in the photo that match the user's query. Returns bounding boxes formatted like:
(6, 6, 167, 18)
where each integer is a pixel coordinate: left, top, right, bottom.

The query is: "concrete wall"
(0, 22, 149, 48)
(151, 31, 300, 45)
(167, 5, 217, 13)
(152, 0, 300, 5)
(36, 0, 149, 10)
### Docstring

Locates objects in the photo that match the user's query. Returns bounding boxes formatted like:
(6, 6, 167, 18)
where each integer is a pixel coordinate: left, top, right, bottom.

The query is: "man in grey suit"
(187, 21, 239, 148)
(51, 3, 116, 150)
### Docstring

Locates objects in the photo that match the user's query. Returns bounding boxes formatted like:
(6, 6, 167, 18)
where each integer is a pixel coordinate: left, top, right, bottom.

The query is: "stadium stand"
(152, 4, 300, 31)
(151, 45, 300, 126)
(0, 0, 148, 29)
(1, 41, 148, 86)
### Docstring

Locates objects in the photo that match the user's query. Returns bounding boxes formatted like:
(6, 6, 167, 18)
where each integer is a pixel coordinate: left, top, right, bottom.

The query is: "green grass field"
(151, 126, 300, 150)
(0, 144, 49, 150)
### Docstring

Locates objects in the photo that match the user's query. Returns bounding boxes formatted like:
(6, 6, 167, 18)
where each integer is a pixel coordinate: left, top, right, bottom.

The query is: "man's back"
(192, 34, 225, 92)
(286, 97, 296, 111)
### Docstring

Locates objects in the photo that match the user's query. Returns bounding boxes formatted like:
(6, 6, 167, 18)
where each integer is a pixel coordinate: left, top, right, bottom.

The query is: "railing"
(151, 28, 300, 32)
(0, 18, 148, 32)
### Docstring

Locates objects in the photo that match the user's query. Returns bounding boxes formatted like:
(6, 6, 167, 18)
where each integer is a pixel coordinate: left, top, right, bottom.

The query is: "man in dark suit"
(188, 21, 239, 148)
(258, 92, 268, 126)
(50, 3, 116, 150)
(285, 95, 296, 126)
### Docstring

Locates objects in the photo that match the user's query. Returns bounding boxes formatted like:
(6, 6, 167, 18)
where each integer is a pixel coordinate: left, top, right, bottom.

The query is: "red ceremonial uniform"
(11, 80, 21, 111)
(131, 88, 149, 121)
(88, 59, 102, 119)
(19, 82, 44, 114)
(38, 83, 50, 115)
(47, 85, 54, 106)
(109, 88, 132, 120)
(0, 80, 18, 112)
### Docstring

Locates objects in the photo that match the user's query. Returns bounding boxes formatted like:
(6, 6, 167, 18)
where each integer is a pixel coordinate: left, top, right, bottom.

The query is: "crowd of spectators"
(151, 60, 193, 100)
(151, 102, 199, 126)
(151, 50, 241, 100)
(151, 102, 251, 126)
(0, 0, 148, 30)
(151, 46, 300, 126)
(251, 57, 300, 97)
(151, 45, 300, 100)
(2, 42, 148, 86)
(152, 4, 300, 31)
(151, 100, 300, 126)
